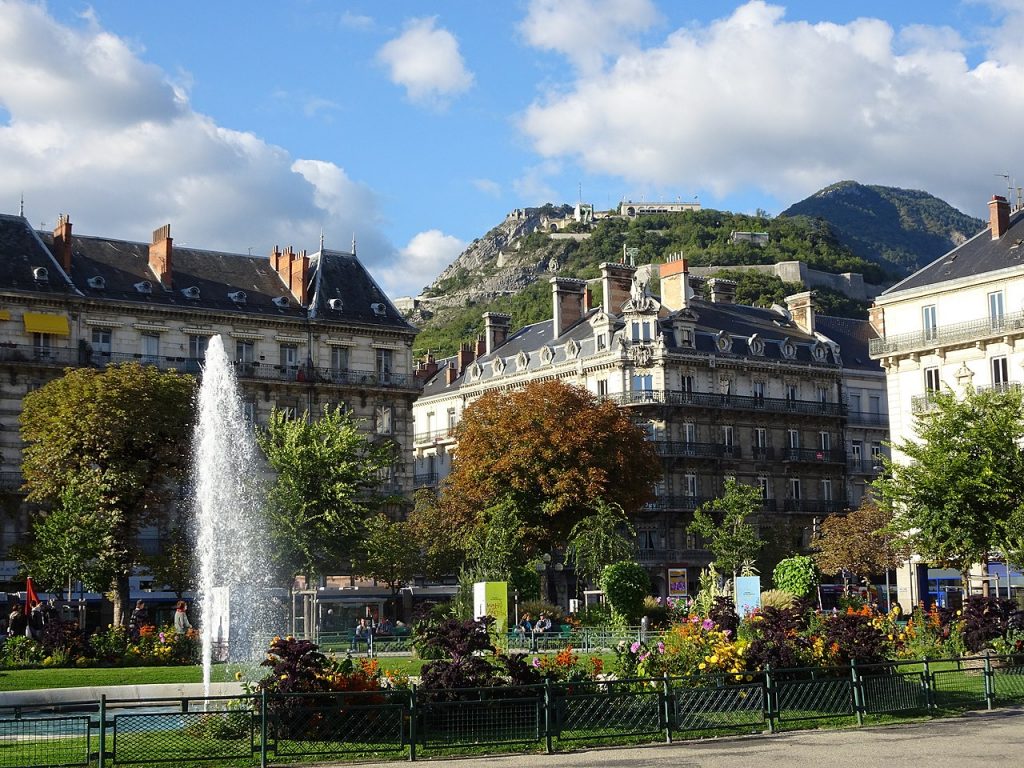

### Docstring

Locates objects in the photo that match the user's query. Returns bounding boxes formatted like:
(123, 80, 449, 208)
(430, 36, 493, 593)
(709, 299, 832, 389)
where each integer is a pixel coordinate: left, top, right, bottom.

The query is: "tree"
(257, 405, 397, 580)
(19, 363, 195, 625)
(565, 499, 637, 587)
(441, 380, 660, 552)
(143, 517, 196, 599)
(688, 478, 763, 581)
(813, 499, 907, 580)
(772, 555, 819, 599)
(874, 387, 1024, 584)
(599, 561, 651, 624)
(353, 514, 420, 594)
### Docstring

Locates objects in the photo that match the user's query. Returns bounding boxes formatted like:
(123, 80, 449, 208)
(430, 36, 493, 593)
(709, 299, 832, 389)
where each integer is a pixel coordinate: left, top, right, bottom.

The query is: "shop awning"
(23, 312, 70, 335)
(0, 310, 11, 321)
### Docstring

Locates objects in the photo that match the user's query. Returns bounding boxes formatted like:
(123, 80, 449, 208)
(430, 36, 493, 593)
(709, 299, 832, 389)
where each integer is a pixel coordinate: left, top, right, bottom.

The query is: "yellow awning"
(23, 312, 70, 335)
(0, 310, 11, 321)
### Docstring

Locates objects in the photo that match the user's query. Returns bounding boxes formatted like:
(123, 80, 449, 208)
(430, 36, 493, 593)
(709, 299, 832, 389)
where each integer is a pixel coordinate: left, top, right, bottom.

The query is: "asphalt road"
(339, 707, 1024, 768)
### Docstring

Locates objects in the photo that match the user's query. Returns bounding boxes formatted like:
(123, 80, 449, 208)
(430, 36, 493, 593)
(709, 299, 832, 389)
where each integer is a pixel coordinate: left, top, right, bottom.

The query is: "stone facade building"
(0, 212, 419, 592)
(413, 258, 888, 600)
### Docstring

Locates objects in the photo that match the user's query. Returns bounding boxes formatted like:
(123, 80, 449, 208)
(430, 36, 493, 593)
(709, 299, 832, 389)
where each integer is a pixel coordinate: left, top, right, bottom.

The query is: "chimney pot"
(53, 214, 73, 273)
(990, 195, 1010, 240)
(149, 224, 173, 289)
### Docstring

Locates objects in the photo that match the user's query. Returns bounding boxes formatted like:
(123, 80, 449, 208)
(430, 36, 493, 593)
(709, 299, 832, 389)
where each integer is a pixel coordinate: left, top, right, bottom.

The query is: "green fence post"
(764, 666, 775, 734)
(97, 694, 106, 768)
(544, 678, 554, 755)
(409, 684, 417, 762)
(663, 673, 673, 744)
(923, 659, 934, 712)
(984, 655, 995, 710)
(259, 687, 268, 768)
(850, 659, 863, 726)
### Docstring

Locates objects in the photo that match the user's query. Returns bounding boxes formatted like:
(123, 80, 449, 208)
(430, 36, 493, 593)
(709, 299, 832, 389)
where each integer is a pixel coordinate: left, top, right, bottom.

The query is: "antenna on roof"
(997, 172, 1014, 208)
(19, 193, 24, 217)
(319, 227, 325, 253)
(351, 232, 357, 256)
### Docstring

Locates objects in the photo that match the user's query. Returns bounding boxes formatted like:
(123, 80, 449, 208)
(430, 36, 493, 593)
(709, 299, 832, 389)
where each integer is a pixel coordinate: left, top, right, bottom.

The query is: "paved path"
(341, 707, 1024, 768)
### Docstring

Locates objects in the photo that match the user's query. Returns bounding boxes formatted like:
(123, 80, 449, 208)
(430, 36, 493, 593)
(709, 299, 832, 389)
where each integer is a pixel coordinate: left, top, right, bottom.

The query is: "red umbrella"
(25, 576, 39, 614)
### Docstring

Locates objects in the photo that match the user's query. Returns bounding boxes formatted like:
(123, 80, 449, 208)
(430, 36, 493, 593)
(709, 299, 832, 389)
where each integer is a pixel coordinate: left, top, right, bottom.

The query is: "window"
(786, 383, 798, 402)
(789, 478, 802, 500)
(32, 332, 52, 359)
(819, 432, 831, 451)
(188, 334, 208, 360)
(631, 374, 653, 392)
(278, 401, 297, 420)
(681, 374, 694, 394)
(787, 429, 800, 449)
(280, 344, 298, 371)
(596, 333, 606, 351)
(849, 393, 862, 413)
(375, 405, 393, 435)
(722, 425, 734, 448)
(631, 321, 652, 342)
(753, 427, 767, 448)
(989, 291, 1005, 329)
(91, 327, 112, 357)
(684, 474, 698, 497)
(821, 479, 833, 501)
(637, 529, 657, 550)
(447, 407, 457, 430)
(376, 348, 393, 381)
(992, 356, 1009, 387)
(236, 340, 254, 363)
(758, 475, 771, 500)
(596, 379, 608, 398)
(922, 304, 937, 341)
(753, 381, 766, 401)
(871, 442, 883, 462)
(331, 346, 348, 374)
(817, 386, 829, 404)
(869, 395, 881, 415)
(924, 366, 941, 392)
(241, 400, 256, 423)
(683, 422, 696, 444)
(851, 440, 863, 468)
(141, 332, 159, 363)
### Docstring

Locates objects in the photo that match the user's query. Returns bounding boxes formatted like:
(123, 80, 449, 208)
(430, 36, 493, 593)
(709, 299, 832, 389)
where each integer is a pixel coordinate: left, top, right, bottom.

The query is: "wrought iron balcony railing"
(869, 310, 1024, 357)
(606, 389, 845, 417)
(781, 448, 847, 464)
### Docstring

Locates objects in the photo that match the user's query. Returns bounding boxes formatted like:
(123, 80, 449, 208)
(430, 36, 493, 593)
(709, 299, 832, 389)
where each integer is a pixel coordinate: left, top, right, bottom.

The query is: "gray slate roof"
(815, 315, 881, 372)
(882, 209, 1024, 295)
(0, 214, 413, 331)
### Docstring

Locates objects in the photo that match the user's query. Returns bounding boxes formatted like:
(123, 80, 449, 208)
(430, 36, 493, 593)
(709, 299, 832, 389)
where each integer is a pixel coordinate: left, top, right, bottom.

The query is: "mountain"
(409, 184, 984, 357)
(779, 181, 983, 274)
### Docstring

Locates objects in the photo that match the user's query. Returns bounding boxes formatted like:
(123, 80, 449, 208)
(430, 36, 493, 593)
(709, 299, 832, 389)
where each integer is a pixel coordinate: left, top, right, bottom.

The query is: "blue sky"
(1, 1, 1022, 298)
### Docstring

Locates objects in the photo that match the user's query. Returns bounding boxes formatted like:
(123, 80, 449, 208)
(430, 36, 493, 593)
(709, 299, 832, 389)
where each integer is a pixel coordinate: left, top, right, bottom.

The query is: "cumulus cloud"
(0, 1, 409, 290)
(519, 0, 1024, 214)
(378, 230, 467, 298)
(376, 17, 474, 107)
(519, 0, 661, 73)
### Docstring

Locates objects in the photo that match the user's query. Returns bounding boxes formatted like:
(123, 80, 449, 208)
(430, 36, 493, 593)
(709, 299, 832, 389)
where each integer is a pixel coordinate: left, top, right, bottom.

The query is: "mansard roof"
(0, 213, 413, 332)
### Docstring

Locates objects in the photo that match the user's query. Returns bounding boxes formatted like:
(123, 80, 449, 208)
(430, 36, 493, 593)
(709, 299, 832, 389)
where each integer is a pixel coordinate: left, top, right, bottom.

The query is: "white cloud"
(512, 161, 563, 204)
(379, 230, 467, 298)
(376, 17, 474, 107)
(519, 0, 1024, 215)
(0, 1, 412, 292)
(471, 178, 502, 197)
(519, 0, 661, 73)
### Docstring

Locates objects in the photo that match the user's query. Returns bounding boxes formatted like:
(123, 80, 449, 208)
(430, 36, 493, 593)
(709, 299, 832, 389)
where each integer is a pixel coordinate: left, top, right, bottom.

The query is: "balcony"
(869, 310, 1024, 357)
(782, 448, 847, 464)
(846, 410, 887, 427)
(607, 389, 845, 418)
(651, 441, 736, 459)
(782, 499, 850, 514)
(848, 458, 883, 475)
(0, 343, 421, 390)
(412, 472, 438, 488)
(413, 427, 457, 446)
(643, 495, 713, 511)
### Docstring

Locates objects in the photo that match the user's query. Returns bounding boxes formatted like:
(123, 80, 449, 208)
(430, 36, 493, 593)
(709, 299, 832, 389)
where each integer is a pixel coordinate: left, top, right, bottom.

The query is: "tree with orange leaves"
(436, 379, 661, 556)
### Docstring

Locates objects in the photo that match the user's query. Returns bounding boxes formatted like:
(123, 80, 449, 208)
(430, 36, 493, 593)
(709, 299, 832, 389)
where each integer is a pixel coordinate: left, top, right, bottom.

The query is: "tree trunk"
(111, 572, 131, 627)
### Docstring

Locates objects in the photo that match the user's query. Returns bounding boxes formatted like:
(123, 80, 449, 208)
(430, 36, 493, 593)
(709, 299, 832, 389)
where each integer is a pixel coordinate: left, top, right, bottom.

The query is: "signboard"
(667, 568, 688, 598)
(473, 581, 508, 634)
(734, 576, 762, 617)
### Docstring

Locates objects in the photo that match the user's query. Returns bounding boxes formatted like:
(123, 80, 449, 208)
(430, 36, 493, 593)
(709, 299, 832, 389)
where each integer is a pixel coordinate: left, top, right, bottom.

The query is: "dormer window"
(596, 333, 607, 351)
(631, 320, 652, 343)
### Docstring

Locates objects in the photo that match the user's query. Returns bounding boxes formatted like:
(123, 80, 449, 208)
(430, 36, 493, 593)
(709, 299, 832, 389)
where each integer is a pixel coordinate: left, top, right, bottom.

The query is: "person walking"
(173, 600, 192, 634)
(129, 600, 149, 641)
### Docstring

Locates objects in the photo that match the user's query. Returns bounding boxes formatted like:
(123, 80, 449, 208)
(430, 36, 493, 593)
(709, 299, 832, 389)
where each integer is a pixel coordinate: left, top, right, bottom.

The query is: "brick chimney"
(149, 224, 173, 289)
(445, 363, 458, 385)
(551, 277, 587, 337)
(53, 214, 72, 273)
(457, 342, 474, 375)
(414, 354, 440, 382)
(785, 291, 816, 334)
(658, 255, 691, 311)
(708, 278, 737, 304)
(270, 245, 311, 305)
(475, 335, 486, 357)
(601, 262, 636, 315)
(483, 312, 512, 354)
(584, 287, 594, 312)
(990, 195, 1010, 240)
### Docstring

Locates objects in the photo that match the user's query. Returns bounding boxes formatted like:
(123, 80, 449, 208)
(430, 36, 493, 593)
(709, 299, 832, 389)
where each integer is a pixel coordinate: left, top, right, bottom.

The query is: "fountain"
(193, 334, 274, 695)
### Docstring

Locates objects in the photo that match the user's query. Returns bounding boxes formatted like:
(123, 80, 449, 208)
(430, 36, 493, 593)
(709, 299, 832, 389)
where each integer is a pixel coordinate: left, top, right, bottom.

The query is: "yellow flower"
(234, 671, 244, 681)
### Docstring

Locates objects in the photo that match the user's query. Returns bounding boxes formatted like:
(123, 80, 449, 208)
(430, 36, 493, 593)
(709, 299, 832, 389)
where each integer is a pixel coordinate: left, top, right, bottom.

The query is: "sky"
(1, 0, 1023, 299)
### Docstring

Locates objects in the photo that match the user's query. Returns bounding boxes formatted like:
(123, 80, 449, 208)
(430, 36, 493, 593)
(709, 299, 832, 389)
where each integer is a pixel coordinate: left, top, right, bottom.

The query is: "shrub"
(600, 561, 651, 624)
(41, 618, 89, 663)
(773, 556, 819, 599)
(0, 636, 46, 668)
(760, 590, 796, 610)
(742, 607, 811, 671)
(89, 625, 130, 664)
(709, 596, 739, 636)
(641, 596, 670, 628)
(817, 611, 889, 666)
(961, 596, 1023, 653)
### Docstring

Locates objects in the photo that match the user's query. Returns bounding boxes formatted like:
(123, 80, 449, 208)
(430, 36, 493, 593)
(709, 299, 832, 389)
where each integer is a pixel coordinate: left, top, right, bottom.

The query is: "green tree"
(565, 499, 637, 588)
(813, 499, 907, 580)
(599, 561, 651, 624)
(441, 379, 660, 553)
(772, 555, 819, 599)
(257, 405, 396, 580)
(874, 387, 1024, 585)
(353, 514, 420, 594)
(688, 478, 763, 582)
(19, 363, 196, 625)
(142, 518, 195, 599)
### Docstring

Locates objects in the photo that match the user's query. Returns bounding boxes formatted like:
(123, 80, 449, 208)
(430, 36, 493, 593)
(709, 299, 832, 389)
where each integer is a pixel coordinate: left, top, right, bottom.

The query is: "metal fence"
(2, 655, 1022, 767)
